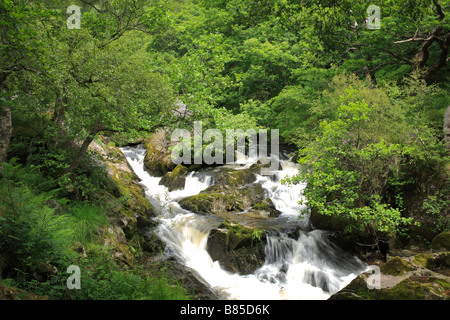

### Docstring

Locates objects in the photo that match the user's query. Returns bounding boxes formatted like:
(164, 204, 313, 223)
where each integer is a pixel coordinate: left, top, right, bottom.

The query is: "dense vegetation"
(0, 0, 449, 299)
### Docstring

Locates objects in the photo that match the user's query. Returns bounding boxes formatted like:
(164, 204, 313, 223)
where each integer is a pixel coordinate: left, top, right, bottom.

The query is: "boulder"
(206, 220, 266, 275)
(88, 136, 161, 263)
(158, 260, 218, 300)
(432, 231, 450, 251)
(380, 256, 414, 276)
(178, 183, 270, 216)
(309, 207, 376, 256)
(144, 129, 177, 176)
(214, 168, 257, 188)
(249, 197, 282, 218)
(159, 164, 188, 191)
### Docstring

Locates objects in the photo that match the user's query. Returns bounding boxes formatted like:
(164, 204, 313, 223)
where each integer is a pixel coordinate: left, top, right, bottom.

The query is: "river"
(120, 145, 366, 300)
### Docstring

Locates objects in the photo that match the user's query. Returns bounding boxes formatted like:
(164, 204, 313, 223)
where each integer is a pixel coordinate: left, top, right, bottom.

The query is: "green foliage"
(286, 76, 430, 236)
(64, 245, 190, 300)
(422, 188, 450, 233)
(2, 0, 450, 300)
(0, 161, 74, 279)
(65, 203, 108, 243)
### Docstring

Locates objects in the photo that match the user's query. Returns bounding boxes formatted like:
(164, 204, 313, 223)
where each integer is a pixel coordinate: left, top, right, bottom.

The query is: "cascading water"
(120, 146, 366, 300)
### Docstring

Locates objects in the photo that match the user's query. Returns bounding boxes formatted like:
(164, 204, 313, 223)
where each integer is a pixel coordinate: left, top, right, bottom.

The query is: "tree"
(286, 74, 418, 240)
(2, 0, 174, 176)
(0, 0, 49, 163)
(283, 0, 450, 83)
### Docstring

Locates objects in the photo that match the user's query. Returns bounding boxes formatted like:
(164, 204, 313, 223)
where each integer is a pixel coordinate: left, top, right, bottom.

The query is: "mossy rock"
(215, 169, 257, 188)
(178, 192, 239, 215)
(413, 253, 433, 268)
(0, 282, 48, 300)
(144, 129, 176, 176)
(178, 183, 266, 216)
(380, 257, 415, 276)
(206, 220, 266, 275)
(375, 278, 450, 300)
(251, 198, 281, 218)
(12, 126, 38, 138)
(141, 229, 166, 254)
(159, 164, 188, 191)
(432, 231, 450, 251)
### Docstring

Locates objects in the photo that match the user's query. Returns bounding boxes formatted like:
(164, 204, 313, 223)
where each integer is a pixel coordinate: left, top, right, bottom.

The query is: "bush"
(286, 76, 429, 240)
(64, 245, 190, 300)
(0, 161, 73, 280)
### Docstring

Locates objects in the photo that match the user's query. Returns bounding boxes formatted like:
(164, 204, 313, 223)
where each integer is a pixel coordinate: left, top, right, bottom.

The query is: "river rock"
(178, 165, 281, 218)
(178, 182, 278, 218)
(250, 197, 282, 218)
(87, 137, 161, 265)
(309, 207, 377, 256)
(160, 260, 218, 300)
(159, 164, 188, 191)
(206, 220, 266, 275)
(214, 168, 257, 188)
(144, 129, 177, 176)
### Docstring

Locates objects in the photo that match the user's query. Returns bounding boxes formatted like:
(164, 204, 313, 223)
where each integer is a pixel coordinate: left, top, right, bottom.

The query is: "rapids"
(120, 146, 366, 300)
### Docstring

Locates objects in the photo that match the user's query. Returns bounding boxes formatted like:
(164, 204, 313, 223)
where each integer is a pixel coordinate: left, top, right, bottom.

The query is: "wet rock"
(179, 183, 268, 216)
(141, 229, 166, 254)
(206, 220, 266, 275)
(215, 169, 257, 188)
(162, 261, 218, 300)
(159, 164, 188, 191)
(250, 197, 282, 218)
(88, 137, 161, 263)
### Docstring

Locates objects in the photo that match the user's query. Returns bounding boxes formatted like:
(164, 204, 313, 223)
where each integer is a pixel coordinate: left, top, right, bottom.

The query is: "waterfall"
(120, 146, 366, 300)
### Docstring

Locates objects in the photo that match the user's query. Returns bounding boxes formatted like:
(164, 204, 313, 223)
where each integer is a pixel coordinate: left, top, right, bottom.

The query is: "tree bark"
(0, 106, 12, 164)
(0, 71, 12, 165)
(444, 105, 450, 150)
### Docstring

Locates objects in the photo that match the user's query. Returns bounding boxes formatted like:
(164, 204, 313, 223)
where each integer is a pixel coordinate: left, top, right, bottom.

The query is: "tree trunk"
(444, 105, 450, 150)
(0, 70, 12, 165)
(65, 114, 104, 174)
(0, 106, 12, 164)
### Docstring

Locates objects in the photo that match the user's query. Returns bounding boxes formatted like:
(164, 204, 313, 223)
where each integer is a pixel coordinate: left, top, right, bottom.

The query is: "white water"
(120, 146, 366, 300)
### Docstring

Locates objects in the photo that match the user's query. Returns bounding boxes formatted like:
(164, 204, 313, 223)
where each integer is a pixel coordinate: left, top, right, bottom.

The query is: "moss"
(380, 256, 414, 276)
(207, 220, 266, 275)
(169, 164, 188, 179)
(252, 198, 281, 217)
(179, 192, 234, 214)
(430, 277, 450, 291)
(159, 165, 188, 191)
(432, 231, 450, 250)
(382, 280, 427, 300)
(218, 220, 265, 248)
(215, 169, 256, 187)
(414, 253, 433, 268)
